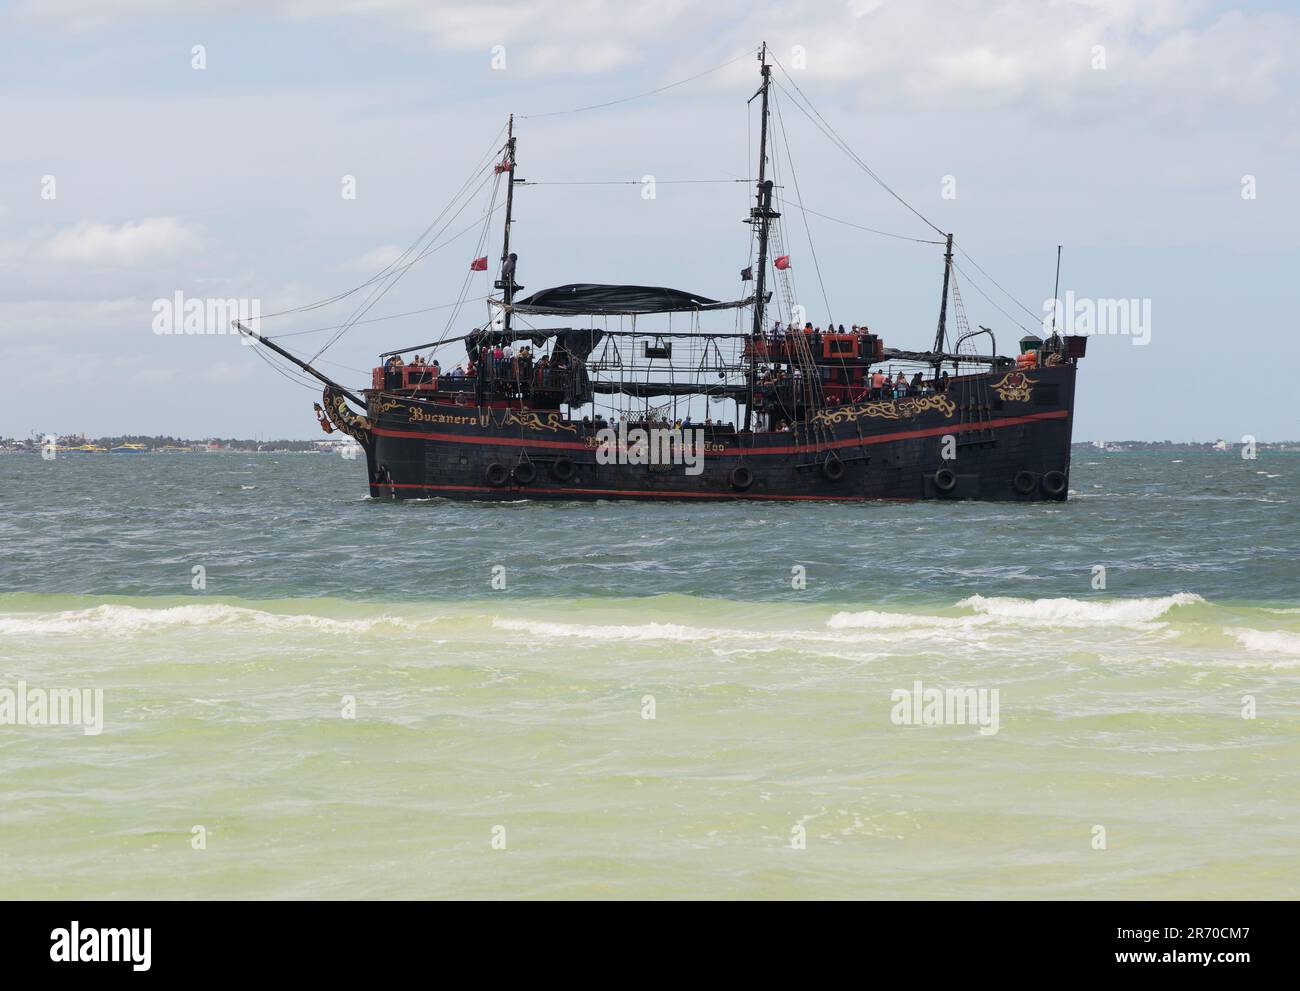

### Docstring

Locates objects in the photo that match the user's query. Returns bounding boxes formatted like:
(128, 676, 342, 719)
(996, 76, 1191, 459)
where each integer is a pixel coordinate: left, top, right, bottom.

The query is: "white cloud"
(344, 244, 405, 272)
(10, 0, 1296, 117)
(38, 217, 202, 266)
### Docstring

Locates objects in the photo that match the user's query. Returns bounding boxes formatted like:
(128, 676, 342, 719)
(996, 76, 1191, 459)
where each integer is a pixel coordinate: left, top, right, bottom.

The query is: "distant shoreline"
(0, 435, 337, 454)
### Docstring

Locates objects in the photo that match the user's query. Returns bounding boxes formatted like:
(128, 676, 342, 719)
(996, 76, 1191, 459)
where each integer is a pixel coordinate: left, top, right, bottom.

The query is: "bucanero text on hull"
(240, 43, 1085, 503)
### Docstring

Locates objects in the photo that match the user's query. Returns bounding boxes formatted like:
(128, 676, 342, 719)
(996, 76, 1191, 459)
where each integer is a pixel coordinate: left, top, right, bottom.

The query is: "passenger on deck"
(450, 363, 464, 377)
(895, 372, 908, 397)
(910, 371, 924, 395)
(384, 355, 404, 389)
(938, 370, 950, 392)
(871, 369, 886, 398)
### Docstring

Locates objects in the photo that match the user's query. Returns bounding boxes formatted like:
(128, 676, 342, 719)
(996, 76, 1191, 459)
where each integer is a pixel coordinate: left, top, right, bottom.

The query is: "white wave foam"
(1227, 628, 1300, 656)
(826, 610, 961, 630)
(492, 617, 731, 642)
(0, 603, 422, 637)
(958, 593, 1203, 625)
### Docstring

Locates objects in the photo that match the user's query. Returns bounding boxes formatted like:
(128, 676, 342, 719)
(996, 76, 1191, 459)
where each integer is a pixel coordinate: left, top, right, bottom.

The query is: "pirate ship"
(242, 44, 1084, 502)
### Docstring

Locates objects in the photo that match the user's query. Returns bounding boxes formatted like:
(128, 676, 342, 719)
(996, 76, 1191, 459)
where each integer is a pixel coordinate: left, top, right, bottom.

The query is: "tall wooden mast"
(746, 43, 778, 430)
(497, 114, 519, 336)
(933, 232, 954, 354)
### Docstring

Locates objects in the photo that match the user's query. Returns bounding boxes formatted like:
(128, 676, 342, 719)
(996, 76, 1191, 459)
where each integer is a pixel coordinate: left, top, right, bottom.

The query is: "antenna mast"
(1050, 244, 1062, 335)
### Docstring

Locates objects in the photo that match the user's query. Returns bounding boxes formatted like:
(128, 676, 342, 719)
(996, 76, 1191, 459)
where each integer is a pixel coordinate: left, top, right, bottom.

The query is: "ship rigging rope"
(517, 46, 759, 120)
(770, 81, 832, 330)
(952, 244, 1044, 324)
(263, 203, 503, 342)
(795, 206, 945, 244)
(265, 296, 493, 339)
(309, 161, 503, 361)
(770, 60, 945, 239)
(523, 178, 751, 186)
(250, 341, 325, 393)
(431, 168, 503, 350)
(255, 123, 507, 326)
(950, 260, 1033, 335)
(771, 61, 1044, 341)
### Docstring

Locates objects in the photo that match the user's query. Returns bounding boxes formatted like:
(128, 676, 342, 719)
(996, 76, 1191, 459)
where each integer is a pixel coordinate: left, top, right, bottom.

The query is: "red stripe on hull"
(371, 408, 1069, 453)
(375, 481, 886, 501)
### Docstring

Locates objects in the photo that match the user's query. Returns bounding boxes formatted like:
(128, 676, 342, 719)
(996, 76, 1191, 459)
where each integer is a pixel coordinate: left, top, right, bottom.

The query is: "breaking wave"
(957, 593, 1203, 624)
(1227, 627, 1300, 656)
(0, 603, 425, 637)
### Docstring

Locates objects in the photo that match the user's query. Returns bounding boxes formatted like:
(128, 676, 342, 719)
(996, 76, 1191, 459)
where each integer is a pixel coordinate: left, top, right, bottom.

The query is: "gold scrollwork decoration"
(991, 372, 1037, 402)
(502, 409, 578, 434)
(811, 394, 956, 427)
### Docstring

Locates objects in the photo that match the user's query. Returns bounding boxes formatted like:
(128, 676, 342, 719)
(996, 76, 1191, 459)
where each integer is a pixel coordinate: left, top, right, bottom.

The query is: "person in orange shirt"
(870, 369, 886, 398)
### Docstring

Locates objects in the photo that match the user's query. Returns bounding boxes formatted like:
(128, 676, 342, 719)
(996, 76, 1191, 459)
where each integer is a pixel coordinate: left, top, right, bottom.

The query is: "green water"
(0, 452, 1296, 898)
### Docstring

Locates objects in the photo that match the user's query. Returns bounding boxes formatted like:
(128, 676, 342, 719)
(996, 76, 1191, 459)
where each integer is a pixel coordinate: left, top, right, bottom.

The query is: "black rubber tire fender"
(729, 465, 754, 491)
(513, 461, 537, 485)
(1041, 470, 1068, 498)
(933, 467, 958, 493)
(551, 456, 574, 481)
(484, 462, 509, 487)
(822, 453, 845, 482)
(1013, 470, 1036, 495)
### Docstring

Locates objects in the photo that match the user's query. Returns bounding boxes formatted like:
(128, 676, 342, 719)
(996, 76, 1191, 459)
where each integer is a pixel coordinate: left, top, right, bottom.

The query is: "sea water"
(0, 452, 1296, 898)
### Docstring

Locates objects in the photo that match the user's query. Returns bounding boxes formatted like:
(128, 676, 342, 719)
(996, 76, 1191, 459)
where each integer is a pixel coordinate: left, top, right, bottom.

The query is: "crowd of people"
(865, 368, 950, 400)
(766, 319, 866, 342)
(382, 326, 952, 410)
(384, 342, 574, 391)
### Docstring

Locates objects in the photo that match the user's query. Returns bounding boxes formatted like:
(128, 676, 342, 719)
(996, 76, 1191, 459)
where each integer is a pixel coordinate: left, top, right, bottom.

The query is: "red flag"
(470, 256, 488, 271)
(774, 255, 791, 270)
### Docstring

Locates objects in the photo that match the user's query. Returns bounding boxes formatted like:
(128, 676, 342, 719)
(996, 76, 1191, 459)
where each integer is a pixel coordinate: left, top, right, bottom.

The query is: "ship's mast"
(497, 115, 519, 335)
(932, 232, 954, 371)
(746, 42, 778, 430)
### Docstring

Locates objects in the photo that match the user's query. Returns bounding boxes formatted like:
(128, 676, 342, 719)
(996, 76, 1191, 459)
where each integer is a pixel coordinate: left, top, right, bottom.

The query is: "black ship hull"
(328, 364, 1077, 503)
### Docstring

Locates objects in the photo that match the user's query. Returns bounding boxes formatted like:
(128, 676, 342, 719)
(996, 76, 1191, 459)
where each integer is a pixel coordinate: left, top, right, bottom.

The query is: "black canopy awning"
(510, 283, 752, 316)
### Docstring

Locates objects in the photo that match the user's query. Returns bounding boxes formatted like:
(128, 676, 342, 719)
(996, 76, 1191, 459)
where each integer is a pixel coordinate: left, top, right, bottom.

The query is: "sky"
(1, 0, 1297, 442)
